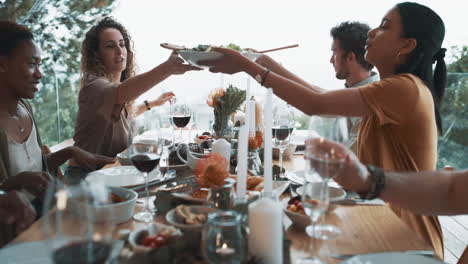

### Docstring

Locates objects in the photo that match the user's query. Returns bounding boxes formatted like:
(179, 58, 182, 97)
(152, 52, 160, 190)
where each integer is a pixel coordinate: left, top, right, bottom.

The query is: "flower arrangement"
(194, 152, 230, 188)
(207, 85, 246, 138)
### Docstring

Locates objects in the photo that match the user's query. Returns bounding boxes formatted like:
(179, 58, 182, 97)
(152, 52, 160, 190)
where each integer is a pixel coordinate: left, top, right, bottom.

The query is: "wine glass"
(129, 138, 163, 223)
(300, 180, 329, 264)
(306, 116, 348, 240)
(170, 100, 192, 144)
(272, 104, 295, 180)
(42, 182, 115, 264)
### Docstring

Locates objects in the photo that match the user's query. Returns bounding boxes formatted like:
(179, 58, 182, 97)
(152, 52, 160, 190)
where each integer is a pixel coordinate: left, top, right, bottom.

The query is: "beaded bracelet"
(358, 165, 386, 200)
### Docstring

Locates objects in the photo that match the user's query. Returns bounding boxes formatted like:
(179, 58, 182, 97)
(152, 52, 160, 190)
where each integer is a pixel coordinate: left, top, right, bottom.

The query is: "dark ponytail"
(396, 2, 447, 133)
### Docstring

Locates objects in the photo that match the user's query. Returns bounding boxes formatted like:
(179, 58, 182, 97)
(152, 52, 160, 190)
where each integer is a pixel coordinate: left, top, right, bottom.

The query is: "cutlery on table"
(330, 250, 435, 260)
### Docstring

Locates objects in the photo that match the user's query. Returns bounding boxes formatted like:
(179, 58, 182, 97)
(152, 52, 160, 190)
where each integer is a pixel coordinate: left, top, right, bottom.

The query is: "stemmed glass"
(170, 100, 192, 144)
(306, 116, 348, 239)
(300, 180, 329, 264)
(129, 138, 163, 223)
(272, 104, 295, 180)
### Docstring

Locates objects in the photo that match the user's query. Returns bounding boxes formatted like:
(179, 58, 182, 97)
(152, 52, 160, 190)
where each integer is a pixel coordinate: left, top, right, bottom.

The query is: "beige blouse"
(73, 75, 132, 158)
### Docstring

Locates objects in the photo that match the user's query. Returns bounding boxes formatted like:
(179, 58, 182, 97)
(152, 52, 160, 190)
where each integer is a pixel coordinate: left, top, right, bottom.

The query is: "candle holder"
(202, 211, 246, 264)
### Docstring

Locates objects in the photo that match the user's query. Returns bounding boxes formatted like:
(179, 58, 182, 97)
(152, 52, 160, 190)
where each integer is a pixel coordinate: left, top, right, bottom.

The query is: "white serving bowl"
(67, 186, 137, 224)
(179, 50, 223, 68)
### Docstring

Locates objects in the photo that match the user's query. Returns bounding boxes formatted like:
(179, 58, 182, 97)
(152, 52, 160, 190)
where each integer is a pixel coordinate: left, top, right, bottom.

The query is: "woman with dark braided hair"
(72, 17, 200, 160)
(200, 2, 447, 259)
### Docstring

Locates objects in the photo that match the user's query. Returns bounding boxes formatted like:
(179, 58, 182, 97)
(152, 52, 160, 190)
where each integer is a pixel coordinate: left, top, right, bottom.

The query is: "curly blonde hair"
(80, 16, 136, 85)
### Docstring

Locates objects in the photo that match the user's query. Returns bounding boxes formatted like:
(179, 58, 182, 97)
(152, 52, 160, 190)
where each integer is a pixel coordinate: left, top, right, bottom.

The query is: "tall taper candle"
(263, 88, 273, 194)
(236, 123, 248, 198)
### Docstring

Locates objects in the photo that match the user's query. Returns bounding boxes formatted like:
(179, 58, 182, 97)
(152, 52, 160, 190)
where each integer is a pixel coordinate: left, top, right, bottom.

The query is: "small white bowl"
(67, 186, 137, 224)
(116, 148, 132, 166)
(128, 223, 182, 253)
(273, 143, 297, 160)
(165, 205, 219, 232)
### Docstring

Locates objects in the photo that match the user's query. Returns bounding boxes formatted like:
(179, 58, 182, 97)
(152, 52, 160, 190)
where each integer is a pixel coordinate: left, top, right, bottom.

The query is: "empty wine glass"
(170, 100, 192, 144)
(272, 104, 295, 180)
(300, 180, 329, 264)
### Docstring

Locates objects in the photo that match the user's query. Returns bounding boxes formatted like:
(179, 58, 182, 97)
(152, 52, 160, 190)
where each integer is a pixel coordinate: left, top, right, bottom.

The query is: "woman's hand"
(199, 47, 251, 74)
(305, 137, 371, 193)
(151, 91, 175, 107)
(69, 147, 115, 171)
(0, 191, 36, 246)
(3, 171, 50, 199)
(164, 51, 202, 75)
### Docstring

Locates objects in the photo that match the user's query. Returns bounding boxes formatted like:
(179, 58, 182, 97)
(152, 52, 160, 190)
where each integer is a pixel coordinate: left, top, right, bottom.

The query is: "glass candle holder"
(202, 211, 246, 264)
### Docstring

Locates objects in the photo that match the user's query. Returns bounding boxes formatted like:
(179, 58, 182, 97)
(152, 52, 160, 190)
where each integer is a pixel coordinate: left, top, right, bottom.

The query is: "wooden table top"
(11, 154, 432, 263)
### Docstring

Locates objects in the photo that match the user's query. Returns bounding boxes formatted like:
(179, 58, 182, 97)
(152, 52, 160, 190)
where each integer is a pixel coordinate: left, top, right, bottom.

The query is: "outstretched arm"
(307, 137, 468, 215)
(202, 47, 371, 117)
(116, 52, 200, 104)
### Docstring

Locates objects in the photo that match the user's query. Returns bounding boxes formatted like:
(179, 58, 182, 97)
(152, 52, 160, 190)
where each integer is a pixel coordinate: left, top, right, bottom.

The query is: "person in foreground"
(201, 2, 447, 258)
(0, 191, 36, 247)
(0, 21, 115, 215)
(73, 17, 201, 161)
(307, 137, 468, 216)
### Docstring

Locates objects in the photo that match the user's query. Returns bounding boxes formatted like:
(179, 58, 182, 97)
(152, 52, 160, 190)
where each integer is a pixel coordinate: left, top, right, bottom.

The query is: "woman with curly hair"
(72, 17, 200, 160)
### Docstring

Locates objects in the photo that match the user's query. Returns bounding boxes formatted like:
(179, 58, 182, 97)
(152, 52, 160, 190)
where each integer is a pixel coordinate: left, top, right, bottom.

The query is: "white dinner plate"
(295, 183, 346, 202)
(86, 166, 161, 188)
(289, 170, 342, 188)
(340, 252, 443, 264)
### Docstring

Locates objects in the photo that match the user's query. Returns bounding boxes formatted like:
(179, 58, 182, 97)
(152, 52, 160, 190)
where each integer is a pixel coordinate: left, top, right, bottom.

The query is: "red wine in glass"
(52, 240, 111, 264)
(131, 153, 161, 172)
(172, 115, 191, 128)
(272, 126, 294, 141)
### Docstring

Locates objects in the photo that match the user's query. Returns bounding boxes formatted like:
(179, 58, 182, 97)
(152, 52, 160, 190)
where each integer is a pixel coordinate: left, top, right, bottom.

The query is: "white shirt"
(7, 121, 43, 200)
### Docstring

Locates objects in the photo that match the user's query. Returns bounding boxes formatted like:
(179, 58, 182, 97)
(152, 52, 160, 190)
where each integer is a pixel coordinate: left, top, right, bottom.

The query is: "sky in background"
(111, 0, 468, 110)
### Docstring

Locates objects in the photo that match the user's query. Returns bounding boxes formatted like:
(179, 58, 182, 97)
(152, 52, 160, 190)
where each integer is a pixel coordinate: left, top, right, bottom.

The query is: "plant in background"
(207, 84, 246, 138)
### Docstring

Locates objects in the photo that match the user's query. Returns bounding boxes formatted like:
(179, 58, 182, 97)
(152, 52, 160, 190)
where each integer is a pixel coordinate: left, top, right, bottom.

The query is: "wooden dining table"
(10, 153, 432, 263)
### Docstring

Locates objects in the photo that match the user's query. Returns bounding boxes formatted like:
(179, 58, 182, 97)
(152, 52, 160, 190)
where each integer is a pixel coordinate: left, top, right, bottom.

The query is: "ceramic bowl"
(67, 186, 137, 224)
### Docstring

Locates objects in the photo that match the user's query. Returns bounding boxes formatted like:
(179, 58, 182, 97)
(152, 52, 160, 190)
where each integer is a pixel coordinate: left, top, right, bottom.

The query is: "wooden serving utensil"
(259, 44, 299, 53)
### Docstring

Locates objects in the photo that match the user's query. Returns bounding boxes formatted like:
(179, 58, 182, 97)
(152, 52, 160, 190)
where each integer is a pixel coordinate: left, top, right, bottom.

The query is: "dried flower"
(194, 152, 230, 188)
(207, 88, 226, 107)
(248, 131, 264, 150)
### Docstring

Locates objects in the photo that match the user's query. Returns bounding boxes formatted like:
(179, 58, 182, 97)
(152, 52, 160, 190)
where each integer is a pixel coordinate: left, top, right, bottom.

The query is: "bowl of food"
(179, 49, 223, 68)
(128, 223, 183, 253)
(166, 205, 218, 231)
(67, 186, 137, 224)
(284, 196, 311, 230)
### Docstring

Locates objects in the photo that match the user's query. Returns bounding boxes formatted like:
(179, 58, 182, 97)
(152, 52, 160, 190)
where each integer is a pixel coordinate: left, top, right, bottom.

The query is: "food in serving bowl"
(284, 195, 310, 230)
(166, 205, 219, 231)
(287, 196, 305, 215)
(175, 205, 208, 225)
(129, 223, 182, 253)
(194, 133, 213, 149)
(67, 186, 137, 224)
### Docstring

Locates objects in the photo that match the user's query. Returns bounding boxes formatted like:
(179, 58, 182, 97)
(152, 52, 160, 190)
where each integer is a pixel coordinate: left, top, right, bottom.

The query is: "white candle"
(249, 197, 283, 264)
(248, 99, 256, 137)
(236, 123, 248, 198)
(216, 243, 235, 256)
(263, 88, 273, 194)
(212, 138, 231, 171)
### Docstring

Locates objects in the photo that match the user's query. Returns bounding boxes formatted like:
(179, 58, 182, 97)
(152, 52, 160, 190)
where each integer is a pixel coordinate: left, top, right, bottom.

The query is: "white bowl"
(116, 148, 132, 166)
(179, 50, 223, 68)
(67, 186, 137, 224)
(128, 223, 183, 253)
(284, 208, 311, 230)
(273, 143, 297, 159)
(166, 205, 219, 232)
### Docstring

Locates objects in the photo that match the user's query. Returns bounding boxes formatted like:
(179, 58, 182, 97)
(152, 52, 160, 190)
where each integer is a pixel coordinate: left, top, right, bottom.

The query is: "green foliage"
(211, 85, 246, 136)
(437, 46, 468, 169)
(1, 0, 117, 145)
